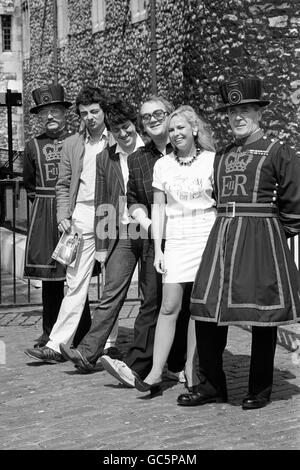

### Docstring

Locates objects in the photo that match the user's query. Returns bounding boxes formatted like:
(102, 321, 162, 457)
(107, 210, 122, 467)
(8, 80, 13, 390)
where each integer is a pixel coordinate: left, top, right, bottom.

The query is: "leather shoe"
(59, 344, 95, 373)
(34, 341, 47, 348)
(34, 334, 48, 348)
(185, 384, 201, 393)
(24, 346, 66, 364)
(177, 391, 227, 407)
(242, 394, 270, 410)
(134, 374, 162, 394)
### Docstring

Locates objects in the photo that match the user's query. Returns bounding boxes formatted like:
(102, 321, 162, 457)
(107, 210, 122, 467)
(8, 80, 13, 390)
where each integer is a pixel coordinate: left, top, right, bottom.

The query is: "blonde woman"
(134, 105, 216, 392)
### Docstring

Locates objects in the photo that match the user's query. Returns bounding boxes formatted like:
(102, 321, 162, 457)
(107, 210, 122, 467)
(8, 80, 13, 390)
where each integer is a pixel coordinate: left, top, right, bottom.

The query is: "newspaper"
(52, 229, 82, 267)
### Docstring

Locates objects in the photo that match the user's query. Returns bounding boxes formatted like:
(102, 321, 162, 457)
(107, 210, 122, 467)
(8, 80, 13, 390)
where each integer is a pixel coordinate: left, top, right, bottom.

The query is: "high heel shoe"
(134, 375, 162, 394)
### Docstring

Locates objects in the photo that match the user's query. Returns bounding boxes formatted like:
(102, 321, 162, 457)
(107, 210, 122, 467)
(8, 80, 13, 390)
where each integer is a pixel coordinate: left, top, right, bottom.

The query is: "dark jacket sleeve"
(275, 143, 300, 237)
(127, 153, 139, 211)
(94, 149, 110, 253)
(127, 151, 152, 239)
(127, 150, 150, 216)
(23, 140, 36, 202)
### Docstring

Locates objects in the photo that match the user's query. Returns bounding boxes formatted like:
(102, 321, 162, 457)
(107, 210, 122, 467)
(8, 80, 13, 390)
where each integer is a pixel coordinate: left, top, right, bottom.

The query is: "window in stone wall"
(131, 0, 149, 24)
(1, 15, 12, 52)
(92, 0, 106, 33)
(57, 0, 69, 47)
(22, 1, 30, 59)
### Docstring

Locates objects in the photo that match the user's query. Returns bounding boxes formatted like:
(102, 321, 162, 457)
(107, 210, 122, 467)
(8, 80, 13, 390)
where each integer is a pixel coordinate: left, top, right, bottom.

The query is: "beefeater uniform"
(24, 131, 69, 282)
(190, 78, 300, 403)
(191, 130, 300, 326)
(23, 84, 91, 347)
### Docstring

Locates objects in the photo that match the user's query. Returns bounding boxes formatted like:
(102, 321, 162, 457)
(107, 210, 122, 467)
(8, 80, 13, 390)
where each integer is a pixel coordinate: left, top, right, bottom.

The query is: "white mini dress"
(152, 150, 216, 283)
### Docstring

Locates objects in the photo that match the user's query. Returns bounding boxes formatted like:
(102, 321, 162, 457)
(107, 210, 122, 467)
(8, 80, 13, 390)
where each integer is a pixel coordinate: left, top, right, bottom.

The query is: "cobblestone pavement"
(0, 301, 299, 451)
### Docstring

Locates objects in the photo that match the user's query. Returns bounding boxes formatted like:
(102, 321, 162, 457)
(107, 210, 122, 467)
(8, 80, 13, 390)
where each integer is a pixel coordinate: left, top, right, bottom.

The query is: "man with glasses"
(23, 84, 91, 350)
(141, 109, 168, 125)
(25, 85, 114, 363)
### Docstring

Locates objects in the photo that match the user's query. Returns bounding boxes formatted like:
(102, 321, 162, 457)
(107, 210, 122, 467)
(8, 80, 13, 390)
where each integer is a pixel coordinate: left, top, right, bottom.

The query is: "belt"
(35, 187, 56, 197)
(217, 202, 278, 218)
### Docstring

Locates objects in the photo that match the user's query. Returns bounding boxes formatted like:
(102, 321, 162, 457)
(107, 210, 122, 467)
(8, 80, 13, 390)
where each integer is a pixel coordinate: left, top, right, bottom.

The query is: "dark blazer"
(94, 143, 126, 257)
(127, 141, 173, 216)
(127, 141, 173, 256)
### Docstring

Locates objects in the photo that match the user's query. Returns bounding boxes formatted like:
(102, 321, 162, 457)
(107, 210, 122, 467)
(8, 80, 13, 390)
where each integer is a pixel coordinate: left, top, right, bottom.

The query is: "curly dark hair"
(75, 85, 111, 116)
(105, 99, 138, 130)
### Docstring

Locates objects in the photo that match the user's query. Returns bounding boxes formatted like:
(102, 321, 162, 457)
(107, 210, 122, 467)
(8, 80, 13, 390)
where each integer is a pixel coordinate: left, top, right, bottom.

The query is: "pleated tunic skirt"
(190, 213, 300, 325)
(190, 134, 300, 326)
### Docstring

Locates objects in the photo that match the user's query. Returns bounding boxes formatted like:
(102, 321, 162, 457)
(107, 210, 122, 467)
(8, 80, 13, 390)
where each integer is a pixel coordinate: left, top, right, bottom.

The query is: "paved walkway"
(0, 298, 300, 451)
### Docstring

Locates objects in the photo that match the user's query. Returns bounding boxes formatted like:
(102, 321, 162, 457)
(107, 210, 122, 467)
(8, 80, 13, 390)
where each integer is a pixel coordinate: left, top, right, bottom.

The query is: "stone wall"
(182, 0, 300, 151)
(24, 0, 187, 138)
(24, 0, 300, 153)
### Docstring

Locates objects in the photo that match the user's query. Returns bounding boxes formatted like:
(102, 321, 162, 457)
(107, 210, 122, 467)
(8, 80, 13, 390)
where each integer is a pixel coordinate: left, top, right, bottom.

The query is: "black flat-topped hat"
(216, 78, 270, 112)
(30, 84, 72, 114)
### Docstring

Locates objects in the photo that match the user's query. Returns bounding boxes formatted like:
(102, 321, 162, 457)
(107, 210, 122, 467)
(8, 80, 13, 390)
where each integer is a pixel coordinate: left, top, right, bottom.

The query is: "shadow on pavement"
(223, 350, 300, 406)
(22, 326, 300, 406)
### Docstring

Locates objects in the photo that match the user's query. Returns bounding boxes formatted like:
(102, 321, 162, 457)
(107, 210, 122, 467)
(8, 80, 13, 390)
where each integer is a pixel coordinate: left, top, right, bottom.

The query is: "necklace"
(174, 148, 201, 166)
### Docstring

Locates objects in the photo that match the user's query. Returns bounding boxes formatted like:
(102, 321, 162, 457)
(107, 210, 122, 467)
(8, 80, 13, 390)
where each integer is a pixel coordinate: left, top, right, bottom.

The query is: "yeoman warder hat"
(216, 78, 270, 112)
(30, 84, 72, 114)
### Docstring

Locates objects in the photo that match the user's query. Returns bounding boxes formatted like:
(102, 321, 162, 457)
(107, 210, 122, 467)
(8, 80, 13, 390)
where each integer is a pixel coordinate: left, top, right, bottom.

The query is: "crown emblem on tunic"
(42, 142, 63, 161)
(225, 151, 253, 173)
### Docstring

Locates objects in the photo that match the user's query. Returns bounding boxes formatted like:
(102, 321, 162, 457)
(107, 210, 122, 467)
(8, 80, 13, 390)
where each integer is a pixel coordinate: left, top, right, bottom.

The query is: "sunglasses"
(141, 109, 168, 125)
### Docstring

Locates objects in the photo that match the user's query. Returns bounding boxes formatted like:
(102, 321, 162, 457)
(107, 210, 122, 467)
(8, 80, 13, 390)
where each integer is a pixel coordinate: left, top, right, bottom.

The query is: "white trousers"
(47, 202, 118, 353)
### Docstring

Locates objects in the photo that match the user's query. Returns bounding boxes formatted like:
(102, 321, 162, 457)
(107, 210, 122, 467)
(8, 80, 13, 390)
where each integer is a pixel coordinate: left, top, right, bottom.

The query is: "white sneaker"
(164, 369, 186, 383)
(100, 355, 135, 388)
